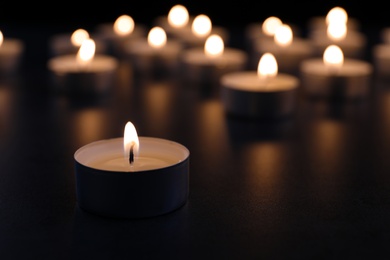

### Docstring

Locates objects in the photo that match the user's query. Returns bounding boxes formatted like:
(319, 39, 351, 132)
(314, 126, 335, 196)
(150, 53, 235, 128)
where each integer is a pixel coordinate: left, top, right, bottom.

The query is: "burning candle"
(0, 30, 24, 74)
(172, 13, 229, 49)
(308, 7, 366, 59)
(251, 23, 315, 74)
(220, 52, 300, 118)
(245, 16, 301, 54)
(300, 44, 373, 99)
(94, 14, 147, 58)
(124, 26, 183, 78)
(47, 38, 118, 95)
(74, 121, 190, 218)
(49, 28, 107, 56)
(153, 4, 193, 39)
(308, 6, 360, 32)
(180, 34, 248, 86)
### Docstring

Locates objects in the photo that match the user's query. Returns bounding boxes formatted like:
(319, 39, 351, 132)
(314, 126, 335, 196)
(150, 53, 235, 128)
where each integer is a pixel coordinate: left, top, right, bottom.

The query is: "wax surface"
(221, 71, 299, 91)
(88, 155, 176, 172)
(75, 137, 189, 172)
(181, 48, 247, 66)
(47, 54, 118, 73)
(300, 59, 373, 76)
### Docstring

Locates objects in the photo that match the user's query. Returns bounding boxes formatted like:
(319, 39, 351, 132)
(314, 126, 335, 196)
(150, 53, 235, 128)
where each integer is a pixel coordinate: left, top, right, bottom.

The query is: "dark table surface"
(1, 20, 390, 260)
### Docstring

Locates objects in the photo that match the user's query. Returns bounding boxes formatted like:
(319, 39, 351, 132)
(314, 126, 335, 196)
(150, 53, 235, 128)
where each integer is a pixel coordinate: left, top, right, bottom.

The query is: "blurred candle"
(47, 38, 119, 95)
(220, 53, 300, 118)
(94, 14, 147, 58)
(0, 30, 24, 74)
(245, 16, 300, 54)
(252, 23, 315, 74)
(49, 28, 107, 56)
(180, 34, 248, 86)
(124, 26, 183, 78)
(308, 7, 365, 58)
(300, 44, 373, 99)
(308, 6, 360, 32)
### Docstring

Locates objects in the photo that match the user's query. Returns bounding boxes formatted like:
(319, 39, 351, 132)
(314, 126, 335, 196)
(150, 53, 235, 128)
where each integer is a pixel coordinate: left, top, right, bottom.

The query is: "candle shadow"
(225, 112, 295, 143)
(70, 202, 190, 258)
(300, 96, 370, 120)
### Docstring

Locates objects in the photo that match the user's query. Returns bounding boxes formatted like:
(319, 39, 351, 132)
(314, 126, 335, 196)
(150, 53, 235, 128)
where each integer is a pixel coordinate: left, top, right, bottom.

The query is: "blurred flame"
(76, 38, 95, 66)
(71, 29, 90, 47)
(0, 31, 3, 47)
(148, 27, 167, 48)
(114, 14, 135, 36)
(326, 6, 348, 25)
(204, 34, 224, 57)
(257, 52, 278, 80)
(327, 21, 347, 41)
(168, 5, 189, 28)
(323, 44, 344, 70)
(262, 16, 282, 36)
(274, 24, 293, 47)
(192, 14, 212, 37)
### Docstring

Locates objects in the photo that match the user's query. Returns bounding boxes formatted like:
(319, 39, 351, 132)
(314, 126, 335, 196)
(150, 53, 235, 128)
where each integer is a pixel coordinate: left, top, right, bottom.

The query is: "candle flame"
(257, 52, 278, 80)
(326, 6, 348, 25)
(76, 38, 95, 66)
(168, 4, 189, 28)
(0, 31, 3, 47)
(274, 24, 293, 47)
(192, 14, 212, 37)
(148, 27, 167, 48)
(71, 28, 90, 47)
(113, 14, 135, 36)
(327, 21, 347, 41)
(262, 16, 282, 36)
(124, 121, 139, 161)
(323, 44, 344, 70)
(204, 34, 224, 57)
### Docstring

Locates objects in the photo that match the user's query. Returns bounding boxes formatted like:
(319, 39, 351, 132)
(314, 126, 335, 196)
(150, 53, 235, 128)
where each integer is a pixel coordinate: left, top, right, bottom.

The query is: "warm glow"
(274, 24, 293, 47)
(113, 14, 135, 36)
(168, 4, 189, 28)
(323, 45, 344, 69)
(71, 29, 90, 47)
(257, 52, 278, 79)
(192, 14, 212, 37)
(204, 34, 224, 57)
(148, 27, 167, 48)
(123, 121, 140, 161)
(327, 21, 347, 41)
(262, 16, 283, 36)
(0, 31, 3, 47)
(326, 6, 348, 25)
(76, 38, 95, 65)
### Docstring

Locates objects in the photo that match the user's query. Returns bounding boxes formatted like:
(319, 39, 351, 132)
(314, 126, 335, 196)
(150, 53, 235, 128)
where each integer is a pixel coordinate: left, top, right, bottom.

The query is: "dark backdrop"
(0, 1, 388, 30)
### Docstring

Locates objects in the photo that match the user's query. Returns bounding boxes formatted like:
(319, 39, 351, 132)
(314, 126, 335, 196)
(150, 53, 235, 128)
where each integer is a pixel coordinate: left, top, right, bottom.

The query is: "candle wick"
(129, 144, 134, 165)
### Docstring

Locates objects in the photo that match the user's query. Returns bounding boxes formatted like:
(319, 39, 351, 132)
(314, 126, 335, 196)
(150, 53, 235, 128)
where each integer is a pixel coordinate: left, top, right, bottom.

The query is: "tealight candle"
(47, 38, 118, 95)
(371, 43, 390, 79)
(0, 30, 24, 74)
(307, 6, 360, 33)
(251, 24, 315, 74)
(94, 14, 147, 58)
(308, 7, 366, 59)
(124, 26, 184, 78)
(49, 28, 107, 56)
(74, 121, 190, 219)
(220, 52, 300, 118)
(180, 34, 248, 86)
(300, 44, 373, 99)
(153, 4, 194, 39)
(171, 13, 229, 49)
(245, 16, 301, 53)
